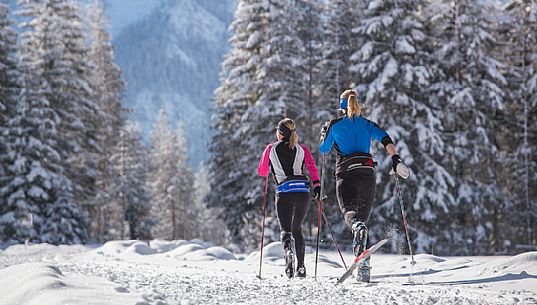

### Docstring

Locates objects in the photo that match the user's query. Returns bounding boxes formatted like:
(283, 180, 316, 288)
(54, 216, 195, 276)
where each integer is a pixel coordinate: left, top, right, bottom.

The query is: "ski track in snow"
(1, 241, 536, 305)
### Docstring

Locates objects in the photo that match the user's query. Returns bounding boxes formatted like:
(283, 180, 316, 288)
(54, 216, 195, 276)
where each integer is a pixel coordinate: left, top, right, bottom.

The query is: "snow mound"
(503, 251, 537, 267)
(0, 262, 143, 305)
(189, 238, 215, 248)
(166, 243, 236, 261)
(95, 240, 138, 256)
(244, 242, 283, 263)
(432, 257, 473, 270)
(207, 246, 236, 260)
(121, 241, 157, 256)
(263, 242, 284, 258)
(167, 243, 205, 257)
(3, 243, 58, 255)
(184, 249, 215, 261)
(479, 252, 537, 276)
(0, 262, 66, 305)
(89, 239, 237, 262)
(413, 253, 447, 263)
(149, 239, 190, 253)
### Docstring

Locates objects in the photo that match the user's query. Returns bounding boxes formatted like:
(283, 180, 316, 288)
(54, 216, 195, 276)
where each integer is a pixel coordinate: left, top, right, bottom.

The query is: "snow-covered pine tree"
(427, 0, 508, 254)
(110, 121, 152, 240)
(1, 0, 87, 244)
(238, 0, 309, 243)
(172, 120, 194, 239)
(208, 0, 273, 249)
(349, 0, 455, 254)
(501, 1, 537, 248)
(293, 0, 331, 237)
(0, 2, 19, 228)
(313, 0, 369, 240)
(85, 0, 126, 242)
(149, 110, 180, 240)
(318, 0, 362, 107)
(192, 163, 228, 243)
(36, 0, 104, 214)
(293, 0, 323, 144)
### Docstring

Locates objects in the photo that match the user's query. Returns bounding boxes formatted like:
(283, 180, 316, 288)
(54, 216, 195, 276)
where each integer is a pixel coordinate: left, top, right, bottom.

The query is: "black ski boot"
(282, 233, 294, 278)
(352, 221, 371, 283)
(296, 266, 306, 278)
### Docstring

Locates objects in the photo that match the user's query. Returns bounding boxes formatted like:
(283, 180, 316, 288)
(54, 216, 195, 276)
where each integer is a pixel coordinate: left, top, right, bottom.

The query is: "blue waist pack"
(276, 180, 310, 194)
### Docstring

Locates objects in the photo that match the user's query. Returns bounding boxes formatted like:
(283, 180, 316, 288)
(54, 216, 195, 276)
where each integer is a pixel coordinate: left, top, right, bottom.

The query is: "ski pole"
(317, 198, 347, 269)
(394, 174, 416, 266)
(314, 154, 327, 280)
(257, 175, 269, 279)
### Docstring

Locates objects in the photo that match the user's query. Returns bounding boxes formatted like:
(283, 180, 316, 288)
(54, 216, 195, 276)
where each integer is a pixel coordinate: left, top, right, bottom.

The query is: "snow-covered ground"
(1, 240, 536, 305)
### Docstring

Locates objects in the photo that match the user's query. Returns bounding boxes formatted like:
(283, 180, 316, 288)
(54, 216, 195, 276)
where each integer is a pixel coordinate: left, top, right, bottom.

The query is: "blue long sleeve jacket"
(320, 115, 392, 156)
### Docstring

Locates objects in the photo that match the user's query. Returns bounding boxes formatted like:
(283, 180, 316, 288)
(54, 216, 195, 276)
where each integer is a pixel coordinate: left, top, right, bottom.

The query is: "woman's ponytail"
(341, 90, 361, 118)
(286, 120, 298, 149)
(277, 118, 299, 149)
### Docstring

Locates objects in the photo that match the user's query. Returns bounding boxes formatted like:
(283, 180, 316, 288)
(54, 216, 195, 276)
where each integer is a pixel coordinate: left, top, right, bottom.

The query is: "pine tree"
(147, 117, 195, 241)
(313, 0, 369, 240)
(37, 0, 104, 213)
(208, 0, 273, 248)
(427, 0, 508, 254)
(294, 0, 329, 237)
(0, 2, 19, 232)
(318, 0, 362, 106)
(502, 0, 537, 248)
(349, 0, 456, 253)
(1, 0, 87, 243)
(86, 0, 126, 241)
(111, 121, 152, 240)
(172, 120, 194, 239)
(192, 163, 228, 243)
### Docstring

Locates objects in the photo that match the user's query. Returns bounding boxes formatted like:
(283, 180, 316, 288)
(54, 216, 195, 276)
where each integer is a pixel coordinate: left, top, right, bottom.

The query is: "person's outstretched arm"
(371, 123, 410, 179)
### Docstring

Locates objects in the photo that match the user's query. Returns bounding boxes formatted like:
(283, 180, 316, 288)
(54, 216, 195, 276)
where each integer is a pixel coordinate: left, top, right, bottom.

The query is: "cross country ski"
(337, 238, 389, 284)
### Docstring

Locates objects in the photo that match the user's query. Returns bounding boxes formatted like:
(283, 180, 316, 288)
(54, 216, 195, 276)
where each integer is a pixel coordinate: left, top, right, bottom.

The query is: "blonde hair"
(282, 118, 298, 149)
(340, 89, 361, 118)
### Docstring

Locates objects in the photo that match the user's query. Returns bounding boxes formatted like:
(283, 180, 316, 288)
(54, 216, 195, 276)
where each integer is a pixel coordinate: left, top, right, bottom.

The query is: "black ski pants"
(335, 168, 376, 228)
(275, 191, 310, 268)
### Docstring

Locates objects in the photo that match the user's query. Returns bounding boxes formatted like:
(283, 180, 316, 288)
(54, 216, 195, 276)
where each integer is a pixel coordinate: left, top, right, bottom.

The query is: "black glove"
(391, 154, 402, 172)
(319, 121, 329, 143)
(313, 185, 321, 200)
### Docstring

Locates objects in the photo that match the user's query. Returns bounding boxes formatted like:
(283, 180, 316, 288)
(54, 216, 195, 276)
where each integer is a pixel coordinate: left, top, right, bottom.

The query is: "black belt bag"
(336, 152, 377, 177)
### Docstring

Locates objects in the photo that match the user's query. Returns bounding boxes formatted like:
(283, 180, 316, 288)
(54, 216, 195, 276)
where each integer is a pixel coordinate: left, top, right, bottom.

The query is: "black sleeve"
(381, 136, 394, 148)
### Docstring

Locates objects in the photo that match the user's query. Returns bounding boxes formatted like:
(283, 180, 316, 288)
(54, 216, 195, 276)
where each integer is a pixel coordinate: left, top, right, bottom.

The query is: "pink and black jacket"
(258, 141, 320, 194)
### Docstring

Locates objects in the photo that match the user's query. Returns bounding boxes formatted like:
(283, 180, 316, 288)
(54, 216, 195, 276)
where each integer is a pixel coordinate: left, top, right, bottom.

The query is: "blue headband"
(340, 98, 348, 110)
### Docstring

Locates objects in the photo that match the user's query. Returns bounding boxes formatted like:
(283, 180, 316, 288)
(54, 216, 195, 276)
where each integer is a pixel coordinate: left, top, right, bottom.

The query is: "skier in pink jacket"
(258, 118, 320, 278)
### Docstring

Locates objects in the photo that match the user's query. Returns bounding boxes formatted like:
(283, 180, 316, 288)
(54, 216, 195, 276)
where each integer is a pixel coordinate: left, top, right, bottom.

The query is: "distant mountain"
(103, 0, 161, 36)
(114, 0, 235, 167)
(5, 0, 235, 167)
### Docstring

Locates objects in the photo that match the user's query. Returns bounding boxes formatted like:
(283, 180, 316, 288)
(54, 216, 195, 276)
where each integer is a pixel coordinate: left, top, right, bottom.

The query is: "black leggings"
(275, 192, 310, 268)
(336, 168, 376, 228)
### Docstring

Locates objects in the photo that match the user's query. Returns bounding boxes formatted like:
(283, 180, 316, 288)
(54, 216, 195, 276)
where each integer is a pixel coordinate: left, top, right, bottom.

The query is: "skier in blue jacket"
(320, 89, 409, 282)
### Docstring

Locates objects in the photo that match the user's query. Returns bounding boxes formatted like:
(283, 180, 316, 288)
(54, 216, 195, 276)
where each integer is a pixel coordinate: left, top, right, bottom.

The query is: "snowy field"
(1, 240, 536, 305)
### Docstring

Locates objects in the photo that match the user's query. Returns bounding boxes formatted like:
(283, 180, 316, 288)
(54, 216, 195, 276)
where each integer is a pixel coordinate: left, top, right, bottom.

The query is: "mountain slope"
(114, 0, 234, 166)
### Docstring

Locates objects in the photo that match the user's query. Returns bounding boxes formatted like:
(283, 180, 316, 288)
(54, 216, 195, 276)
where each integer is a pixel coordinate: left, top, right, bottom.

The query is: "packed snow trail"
(1, 240, 536, 305)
